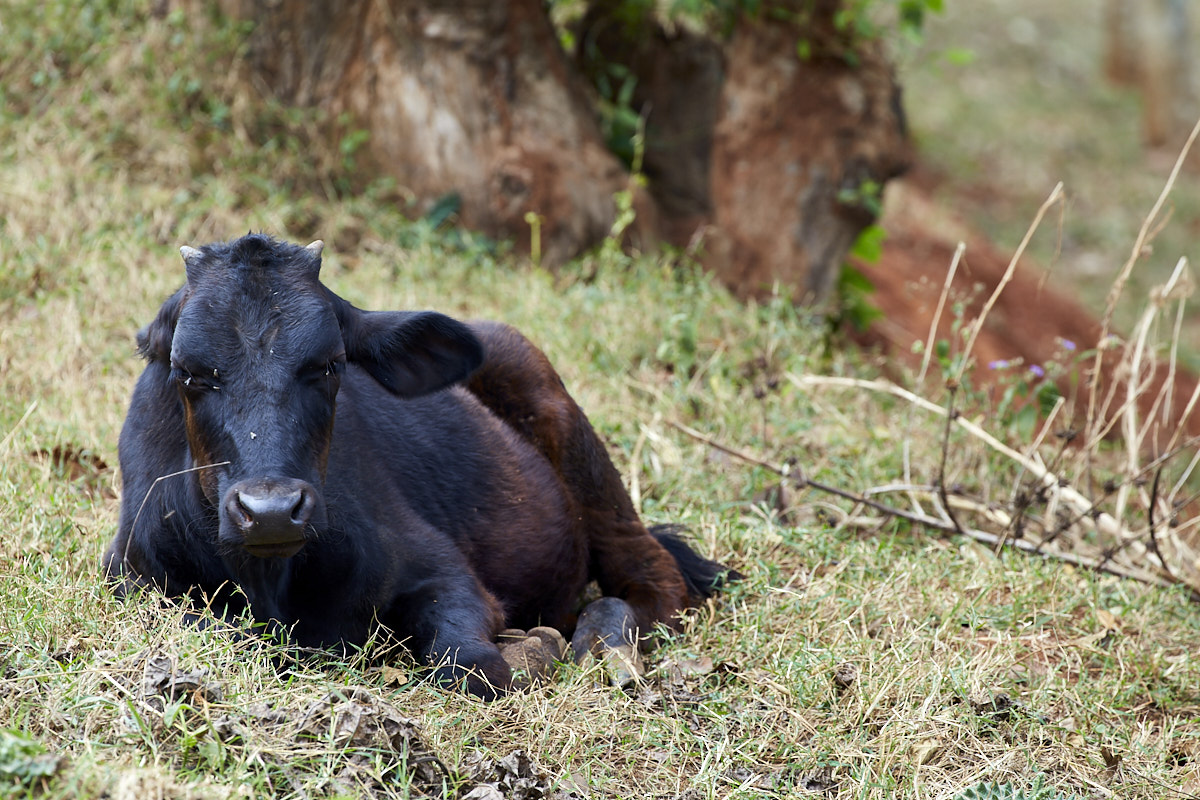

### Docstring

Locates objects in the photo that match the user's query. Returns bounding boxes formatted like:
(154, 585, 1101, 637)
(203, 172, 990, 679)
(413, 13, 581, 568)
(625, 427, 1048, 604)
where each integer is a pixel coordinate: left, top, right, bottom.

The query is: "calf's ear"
(137, 287, 189, 363)
(341, 308, 484, 397)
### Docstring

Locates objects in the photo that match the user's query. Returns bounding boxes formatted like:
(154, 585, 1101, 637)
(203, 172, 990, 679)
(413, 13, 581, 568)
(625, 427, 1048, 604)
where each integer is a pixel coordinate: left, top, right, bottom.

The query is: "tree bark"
(211, 0, 629, 267)
(705, 11, 911, 302)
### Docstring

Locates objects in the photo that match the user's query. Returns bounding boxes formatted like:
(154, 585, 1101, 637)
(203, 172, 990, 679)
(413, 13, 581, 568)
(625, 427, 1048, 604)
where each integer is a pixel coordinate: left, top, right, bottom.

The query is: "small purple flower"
(1029, 364, 1045, 378)
(1060, 339, 1076, 351)
(989, 359, 1010, 370)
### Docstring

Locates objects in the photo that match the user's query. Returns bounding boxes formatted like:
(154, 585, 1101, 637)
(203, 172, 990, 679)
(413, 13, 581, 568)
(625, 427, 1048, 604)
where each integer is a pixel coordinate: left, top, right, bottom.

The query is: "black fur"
(651, 525, 742, 599)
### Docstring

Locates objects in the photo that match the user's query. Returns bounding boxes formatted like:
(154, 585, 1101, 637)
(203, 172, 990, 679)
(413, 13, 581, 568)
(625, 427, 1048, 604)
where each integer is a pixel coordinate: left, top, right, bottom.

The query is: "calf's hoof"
(497, 626, 566, 688)
(569, 596, 644, 688)
(429, 651, 512, 700)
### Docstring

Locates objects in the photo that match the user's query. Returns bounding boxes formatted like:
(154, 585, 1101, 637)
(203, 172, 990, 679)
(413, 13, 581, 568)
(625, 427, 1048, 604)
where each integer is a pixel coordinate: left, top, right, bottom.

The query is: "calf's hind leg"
(465, 321, 691, 633)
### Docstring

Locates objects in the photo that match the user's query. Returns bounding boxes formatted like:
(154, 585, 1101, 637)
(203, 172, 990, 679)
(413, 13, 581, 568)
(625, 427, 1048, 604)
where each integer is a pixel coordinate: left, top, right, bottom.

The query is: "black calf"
(104, 234, 736, 697)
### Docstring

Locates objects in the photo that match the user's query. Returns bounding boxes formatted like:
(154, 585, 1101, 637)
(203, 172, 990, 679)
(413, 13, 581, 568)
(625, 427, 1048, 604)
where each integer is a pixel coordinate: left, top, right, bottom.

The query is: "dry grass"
(3, 2, 1200, 799)
(775, 124, 1200, 603)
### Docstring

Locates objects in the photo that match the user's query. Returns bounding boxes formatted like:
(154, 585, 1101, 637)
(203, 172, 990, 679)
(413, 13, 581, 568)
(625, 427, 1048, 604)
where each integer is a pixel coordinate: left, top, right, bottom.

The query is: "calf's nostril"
(290, 488, 314, 525)
(231, 491, 255, 530)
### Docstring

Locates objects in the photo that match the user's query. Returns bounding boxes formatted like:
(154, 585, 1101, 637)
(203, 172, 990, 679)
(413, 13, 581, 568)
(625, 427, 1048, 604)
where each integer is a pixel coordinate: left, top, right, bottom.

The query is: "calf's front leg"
(384, 569, 513, 700)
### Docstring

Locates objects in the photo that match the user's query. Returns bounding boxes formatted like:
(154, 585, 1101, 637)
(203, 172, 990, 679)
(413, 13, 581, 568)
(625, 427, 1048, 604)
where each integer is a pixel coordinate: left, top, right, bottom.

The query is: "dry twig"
(670, 418, 1187, 594)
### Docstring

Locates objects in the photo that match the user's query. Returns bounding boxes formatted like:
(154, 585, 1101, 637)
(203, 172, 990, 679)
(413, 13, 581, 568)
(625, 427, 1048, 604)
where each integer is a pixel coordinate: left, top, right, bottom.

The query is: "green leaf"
(425, 192, 462, 230)
(1035, 381, 1062, 417)
(942, 47, 977, 65)
(850, 224, 887, 263)
(0, 729, 58, 787)
(837, 264, 883, 332)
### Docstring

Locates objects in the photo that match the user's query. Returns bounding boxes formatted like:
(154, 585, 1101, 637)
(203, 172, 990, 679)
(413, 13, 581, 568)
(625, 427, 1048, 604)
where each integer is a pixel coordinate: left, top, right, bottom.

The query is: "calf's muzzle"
(223, 478, 316, 557)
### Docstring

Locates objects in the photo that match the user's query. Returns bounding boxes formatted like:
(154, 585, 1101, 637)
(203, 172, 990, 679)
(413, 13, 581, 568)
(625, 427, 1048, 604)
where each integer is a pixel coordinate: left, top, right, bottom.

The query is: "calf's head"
(139, 234, 482, 558)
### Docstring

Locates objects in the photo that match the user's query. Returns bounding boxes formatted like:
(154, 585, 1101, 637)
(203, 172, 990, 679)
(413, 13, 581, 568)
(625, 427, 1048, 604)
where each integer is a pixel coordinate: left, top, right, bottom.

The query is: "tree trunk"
(574, 1, 725, 246)
(210, 0, 629, 266)
(576, 1, 911, 302)
(205, 0, 911, 302)
(705, 11, 912, 302)
(1140, 0, 1196, 149)
(1105, 0, 1197, 151)
(1104, 0, 1140, 86)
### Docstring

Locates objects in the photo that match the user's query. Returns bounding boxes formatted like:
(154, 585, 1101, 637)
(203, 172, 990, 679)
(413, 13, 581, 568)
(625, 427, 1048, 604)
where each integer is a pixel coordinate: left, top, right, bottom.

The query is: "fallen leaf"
(1096, 608, 1122, 633)
(462, 787, 504, 800)
(378, 665, 408, 687)
(912, 736, 943, 766)
(140, 654, 218, 708)
(663, 656, 714, 682)
(462, 749, 565, 800)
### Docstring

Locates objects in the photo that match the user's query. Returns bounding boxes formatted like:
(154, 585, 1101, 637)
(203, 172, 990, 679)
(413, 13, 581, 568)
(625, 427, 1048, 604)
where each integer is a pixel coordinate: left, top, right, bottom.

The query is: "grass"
(3, 2, 1200, 798)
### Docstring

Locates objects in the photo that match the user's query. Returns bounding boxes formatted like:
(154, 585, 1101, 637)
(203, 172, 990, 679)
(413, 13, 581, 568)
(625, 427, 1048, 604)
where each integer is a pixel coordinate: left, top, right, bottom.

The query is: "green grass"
(2, 2, 1200, 798)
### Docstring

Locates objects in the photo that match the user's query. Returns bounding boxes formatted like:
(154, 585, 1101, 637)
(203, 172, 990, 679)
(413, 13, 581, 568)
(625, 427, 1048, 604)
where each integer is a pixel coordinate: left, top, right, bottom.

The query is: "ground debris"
(141, 653, 220, 709)
(461, 748, 584, 799)
(832, 662, 857, 692)
(297, 686, 448, 794)
(968, 691, 1045, 723)
(798, 767, 839, 795)
(724, 764, 783, 793)
(111, 768, 238, 800)
(211, 702, 288, 743)
(634, 653, 725, 708)
(132, 666, 451, 798)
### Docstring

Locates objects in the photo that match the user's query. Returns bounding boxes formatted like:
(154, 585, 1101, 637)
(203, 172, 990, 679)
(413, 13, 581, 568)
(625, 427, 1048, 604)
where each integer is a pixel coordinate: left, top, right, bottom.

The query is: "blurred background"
(904, 0, 1199, 343)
